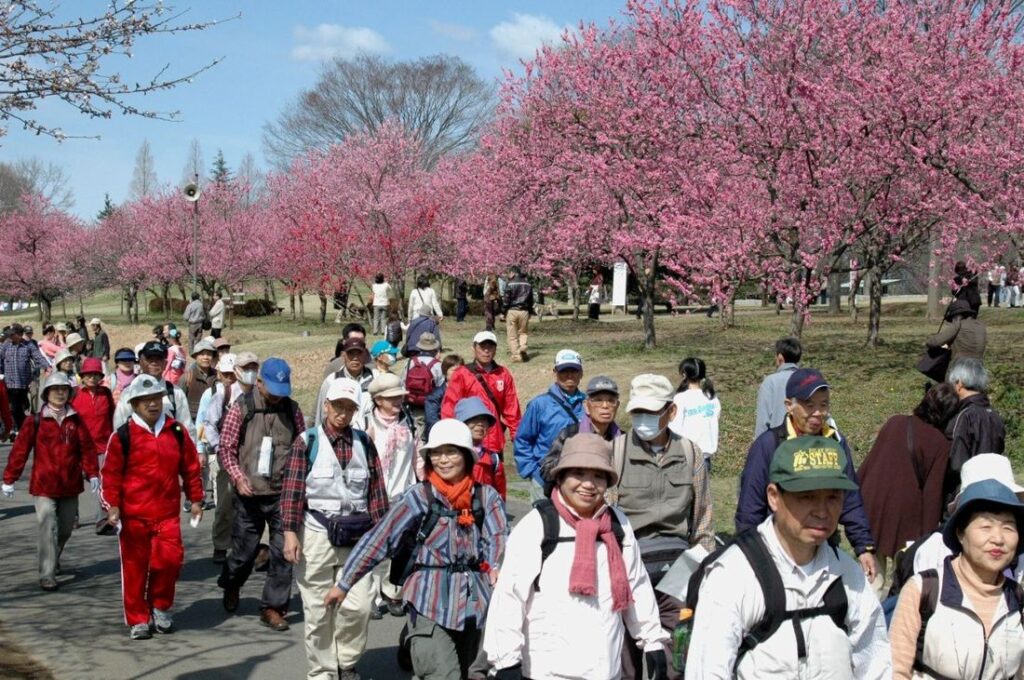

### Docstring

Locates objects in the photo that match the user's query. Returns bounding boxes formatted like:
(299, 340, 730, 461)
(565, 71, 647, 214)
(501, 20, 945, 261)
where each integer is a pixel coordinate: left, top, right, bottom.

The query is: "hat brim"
(372, 387, 407, 399)
(262, 380, 292, 398)
(415, 342, 440, 352)
(554, 363, 583, 372)
(788, 383, 831, 401)
(550, 459, 619, 488)
(626, 397, 671, 413)
(943, 489, 1024, 553)
(460, 410, 496, 425)
(774, 476, 858, 493)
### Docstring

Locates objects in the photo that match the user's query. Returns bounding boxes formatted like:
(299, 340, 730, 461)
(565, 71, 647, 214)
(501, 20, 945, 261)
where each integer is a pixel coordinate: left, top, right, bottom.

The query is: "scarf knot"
(426, 471, 476, 526)
(551, 490, 633, 612)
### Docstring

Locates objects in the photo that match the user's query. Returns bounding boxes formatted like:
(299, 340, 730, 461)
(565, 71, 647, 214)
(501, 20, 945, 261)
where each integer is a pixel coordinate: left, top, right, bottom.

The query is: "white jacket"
(484, 500, 667, 680)
(907, 558, 1024, 680)
(685, 518, 891, 680)
(209, 299, 226, 329)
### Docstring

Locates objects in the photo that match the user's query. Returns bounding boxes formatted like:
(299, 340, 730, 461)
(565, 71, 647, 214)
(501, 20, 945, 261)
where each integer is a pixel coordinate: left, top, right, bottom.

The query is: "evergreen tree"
(96, 193, 116, 221)
(210, 149, 232, 185)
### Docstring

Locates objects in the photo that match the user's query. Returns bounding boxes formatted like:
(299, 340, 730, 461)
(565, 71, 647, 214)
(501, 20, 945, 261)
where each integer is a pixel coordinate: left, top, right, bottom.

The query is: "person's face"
(195, 350, 215, 370)
(217, 348, 230, 359)
(554, 368, 582, 393)
(69, 342, 84, 355)
(768, 484, 843, 553)
(116, 361, 135, 373)
(257, 380, 282, 404)
(9, 331, 23, 344)
(957, 510, 1019, 576)
(324, 398, 357, 430)
(24, 331, 33, 340)
(584, 392, 619, 425)
(90, 324, 99, 333)
(474, 341, 496, 365)
(344, 348, 365, 374)
(465, 415, 492, 443)
(139, 354, 166, 377)
(80, 372, 102, 388)
(132, 394, 164, 425)
(46, 385, 70, 408)
(58, 359, 74, 373)
(375, 357, 393, 373)
(162, 324, 171, 337)
(218, 371, 237, 387)
(428, 445, 467, 482)
(559, 468, 609, 518)
(785, 388, 831, 435)
(374, 394, 403, 417)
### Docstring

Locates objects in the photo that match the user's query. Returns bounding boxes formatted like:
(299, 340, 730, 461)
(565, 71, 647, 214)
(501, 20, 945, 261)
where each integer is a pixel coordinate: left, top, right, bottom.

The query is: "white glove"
(1, 483, 13, 498)
(89, 477, 100, 494)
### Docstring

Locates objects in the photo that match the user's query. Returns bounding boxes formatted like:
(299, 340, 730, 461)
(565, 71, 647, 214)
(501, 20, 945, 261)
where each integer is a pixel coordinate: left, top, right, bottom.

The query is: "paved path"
(0, 443, 530, 680)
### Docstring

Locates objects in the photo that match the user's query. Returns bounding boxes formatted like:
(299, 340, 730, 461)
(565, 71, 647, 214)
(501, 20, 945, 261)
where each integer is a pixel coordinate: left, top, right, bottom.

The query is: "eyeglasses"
(588, 397, 618, 406)
(427, 449, 463, 460)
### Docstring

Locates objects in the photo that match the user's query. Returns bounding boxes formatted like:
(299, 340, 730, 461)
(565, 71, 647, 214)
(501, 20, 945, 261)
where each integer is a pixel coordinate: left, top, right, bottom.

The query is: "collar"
(131, 412, 167, 436)
(581, 417, 621, 440)
(777, 362, 799, 373)
(940, 554, 1021, 614)
(785, 416, 836, 440)
(323, 422, 353, 447)
(760, 516, 836, 579)
(628, 429, 681, 458)
(549, 384, 584, 405)
(42, 404, 75, 420)
(474, 360, 497, 373)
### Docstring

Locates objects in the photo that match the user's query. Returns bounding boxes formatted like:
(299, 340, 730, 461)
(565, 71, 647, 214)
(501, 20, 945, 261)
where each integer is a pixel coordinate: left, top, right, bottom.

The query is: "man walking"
(944, 358, 1006, 505)
(182, 292, 206, 353)
(113, 341, 195, 444)
(0, 323, 51, 432)
(754, 337, 801, 436)
(88, 318, 110, 366)
(218, 358, 305, 632)
(501, 267, 534, 362)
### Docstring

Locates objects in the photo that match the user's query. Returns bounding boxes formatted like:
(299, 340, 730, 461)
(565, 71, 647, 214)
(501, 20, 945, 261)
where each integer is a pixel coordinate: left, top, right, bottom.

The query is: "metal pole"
(192, 172, 199, 293)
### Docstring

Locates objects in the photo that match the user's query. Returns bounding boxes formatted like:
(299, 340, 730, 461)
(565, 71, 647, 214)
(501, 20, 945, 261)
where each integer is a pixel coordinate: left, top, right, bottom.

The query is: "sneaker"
(182, 501, 191, 513)
(339, 668, 361, 680)
(39, 578, 58, 592)
(202, 499, 216, 510)
(152, 608, 174, 634)
(386, 598, 406, 617)
(369, 603, 385, 620)
(259, 608, 289, 632)
(212, 549, 227, 564)
(129, 623, 152, 640)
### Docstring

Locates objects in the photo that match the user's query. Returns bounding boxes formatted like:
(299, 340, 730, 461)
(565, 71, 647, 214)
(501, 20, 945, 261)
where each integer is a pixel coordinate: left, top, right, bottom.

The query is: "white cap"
(216, 353, 237, 373)
(422, 418, 474, 453)
(127, 374, 168, 402)
(949, 453, 1024, 513)
(326, 377, 361, 405)
(554, 348, 582, 371)
(626, 373, 675, 413)
(89, 317, 102, 326)
(473, 330, 498, 345)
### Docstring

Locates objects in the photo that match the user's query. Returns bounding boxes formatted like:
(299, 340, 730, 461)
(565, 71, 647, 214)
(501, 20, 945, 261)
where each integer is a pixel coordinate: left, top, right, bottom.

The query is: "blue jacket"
(735, 420, 876, 555)
(513, 385, 585, 484)
(423, 383, 446, 441)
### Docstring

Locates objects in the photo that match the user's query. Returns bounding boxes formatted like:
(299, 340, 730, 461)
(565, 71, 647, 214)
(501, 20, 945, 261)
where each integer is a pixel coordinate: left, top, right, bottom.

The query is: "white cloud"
(489, 13, 566, 61)
(290, 24, 390, 62)
(429, 19, 477, 42)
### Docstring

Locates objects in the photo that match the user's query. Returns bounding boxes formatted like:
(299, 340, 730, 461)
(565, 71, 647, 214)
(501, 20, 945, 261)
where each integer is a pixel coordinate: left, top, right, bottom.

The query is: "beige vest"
(237, 390, 297, 495)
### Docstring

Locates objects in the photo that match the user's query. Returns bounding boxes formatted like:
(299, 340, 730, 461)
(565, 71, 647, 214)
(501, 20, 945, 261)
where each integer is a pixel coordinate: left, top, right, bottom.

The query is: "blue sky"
(1, 1, 628, 220)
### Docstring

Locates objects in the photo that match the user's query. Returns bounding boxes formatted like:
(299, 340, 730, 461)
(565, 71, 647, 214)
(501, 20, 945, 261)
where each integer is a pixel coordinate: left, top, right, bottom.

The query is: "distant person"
(182, 292, 206, 352)
(87, 318, 110, 365)
(668, 357, 720, 473)
(323, 323, 368, 378)
(587, 273, 603, 320)
(951, 260, 982, 315)
(424, 354, 464, 441)
(754, 337, 801, 436)
(110, 348, 138, 403)
(0, 323, 52, 432)
(208, 291, 226, 339)
(501, 267, 534, 363)
(403, 308, 441, 359)
(926, 298, 986, 376)
(944, 358, 1006, 507)
(455, 277, 469, 323)
(314, 337, 376, 428)
(483, 274, 502, 332)
(407, 274, 443, 322)
(402, 332, 443, 437)
(370, 273, 392, 335)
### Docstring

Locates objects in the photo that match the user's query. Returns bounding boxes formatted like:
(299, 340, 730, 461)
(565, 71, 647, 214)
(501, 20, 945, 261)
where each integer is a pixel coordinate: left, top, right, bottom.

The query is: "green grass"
(8, 293, 1022, 515)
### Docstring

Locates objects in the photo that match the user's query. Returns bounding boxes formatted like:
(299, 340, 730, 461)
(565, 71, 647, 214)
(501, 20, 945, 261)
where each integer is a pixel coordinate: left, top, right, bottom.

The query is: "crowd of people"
(0, 276, 1018, 680)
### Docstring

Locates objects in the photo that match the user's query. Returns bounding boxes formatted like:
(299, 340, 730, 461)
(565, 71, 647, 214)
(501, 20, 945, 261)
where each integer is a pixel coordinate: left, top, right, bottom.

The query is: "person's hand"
(190, 502, 203, 522)
(107, 506, 121, 526)
(645, 649, 668, 680)
(283, 530, 302, 565)
(1, 483, 13, 498)
(493, 665, 523, 680)
(488, 568, 500, 586)
(324, 585, 347, 608)
(89, 477, 100, 494)
(858, 552, 878, 582)
(234, 476, 255, 497)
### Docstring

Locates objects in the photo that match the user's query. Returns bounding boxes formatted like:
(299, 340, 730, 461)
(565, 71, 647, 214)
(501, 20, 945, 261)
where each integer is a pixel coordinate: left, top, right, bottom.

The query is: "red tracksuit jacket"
(3, 410, 98, 497)
(0, 380, 13, 434)
(472, 447, 508, 500)
(71, 386, 114, 457)
(101, 417, 203, 521)
(441, 363, 522, 453)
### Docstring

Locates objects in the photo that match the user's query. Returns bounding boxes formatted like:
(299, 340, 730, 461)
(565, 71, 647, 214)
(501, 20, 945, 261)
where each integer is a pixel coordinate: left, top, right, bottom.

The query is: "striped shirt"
(338, 481, 508, 631)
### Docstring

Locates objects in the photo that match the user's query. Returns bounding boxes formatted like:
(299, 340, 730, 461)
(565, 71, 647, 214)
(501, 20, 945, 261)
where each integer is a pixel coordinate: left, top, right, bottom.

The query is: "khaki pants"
(370, 559, 402, 606)
(297, 525, 375, 678)
(505, 309, 529, 357)
(35, 496, 78, 581)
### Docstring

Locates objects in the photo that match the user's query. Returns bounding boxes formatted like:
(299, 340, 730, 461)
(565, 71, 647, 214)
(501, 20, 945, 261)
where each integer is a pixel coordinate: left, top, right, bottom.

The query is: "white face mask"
(237, 369, 257, 386)
(632, 412, 666, 441)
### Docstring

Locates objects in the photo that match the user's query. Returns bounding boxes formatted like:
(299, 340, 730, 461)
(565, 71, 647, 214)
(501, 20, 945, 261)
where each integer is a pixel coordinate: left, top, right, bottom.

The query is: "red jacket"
(441, 362, 522, 454)
(472, 447, 507, 500)
(3, 410, 98, 497)
(71, 386, 114, 456)
(0, 380, 12, 434)
(101, 417, 203, 522)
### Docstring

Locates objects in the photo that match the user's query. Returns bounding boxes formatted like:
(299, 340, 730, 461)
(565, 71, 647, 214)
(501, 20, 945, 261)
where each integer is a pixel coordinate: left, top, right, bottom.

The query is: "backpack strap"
(778, 578, 848, 660)
(304, 427, 319, 466)
(547, 391, 580, 425)
(912, 569, 940, 673)
(735, 531, 788, 658)
(164, 381, 177, 419)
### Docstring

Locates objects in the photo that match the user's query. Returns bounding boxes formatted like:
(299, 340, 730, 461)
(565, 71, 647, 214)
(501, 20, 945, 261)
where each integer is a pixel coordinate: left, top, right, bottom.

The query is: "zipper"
(976, 633, 988, 679)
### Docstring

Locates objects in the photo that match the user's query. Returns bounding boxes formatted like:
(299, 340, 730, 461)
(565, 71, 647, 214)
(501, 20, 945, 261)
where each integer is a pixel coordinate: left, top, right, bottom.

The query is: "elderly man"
(314, 337, 376, 429)
(944, 357, 1006, 506)
(736, 368, 878, 582)
(0, 323, 51, 432)
(513, 349, 585, 501)
(88, 318, 110, 365)
(501, 267, 534, 362)
(114, 341, 195, 443)
(539, 375, 623, 490)
(754, 337, 802, 436)
(182, 292, 206, 353)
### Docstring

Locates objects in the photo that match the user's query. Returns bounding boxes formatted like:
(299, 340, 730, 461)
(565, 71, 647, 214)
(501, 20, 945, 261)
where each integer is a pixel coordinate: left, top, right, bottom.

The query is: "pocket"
(621, 463, 656, 489)
(346, 468, 368, 496)
(664, 463, 693, 489)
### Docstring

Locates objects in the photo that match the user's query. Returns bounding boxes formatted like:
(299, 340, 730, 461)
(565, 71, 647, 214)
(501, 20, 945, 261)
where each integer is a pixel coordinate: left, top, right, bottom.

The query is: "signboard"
(612, 261, 628, 309)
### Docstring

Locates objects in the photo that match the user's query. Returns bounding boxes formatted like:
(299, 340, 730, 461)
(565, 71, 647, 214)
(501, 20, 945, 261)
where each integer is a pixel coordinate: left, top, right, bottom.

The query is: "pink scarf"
(371, 410, 407, 476)
(552, 490, 633, 612)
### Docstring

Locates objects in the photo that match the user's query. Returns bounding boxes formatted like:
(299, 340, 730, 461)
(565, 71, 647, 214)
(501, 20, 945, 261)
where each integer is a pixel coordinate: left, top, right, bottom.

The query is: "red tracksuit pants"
(118, 516, 185, 626)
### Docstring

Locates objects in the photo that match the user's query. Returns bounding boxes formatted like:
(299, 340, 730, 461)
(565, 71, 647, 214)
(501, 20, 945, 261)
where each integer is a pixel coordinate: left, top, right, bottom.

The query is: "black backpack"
(532, 497, 625, 591)
(685, 530, 848, 668)
(116, 419, 186, 460)
(389, 482, 486, 587)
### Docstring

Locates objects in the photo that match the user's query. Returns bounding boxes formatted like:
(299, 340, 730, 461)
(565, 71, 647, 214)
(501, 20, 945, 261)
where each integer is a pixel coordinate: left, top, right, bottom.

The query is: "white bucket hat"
(948, 453, 1024, 513)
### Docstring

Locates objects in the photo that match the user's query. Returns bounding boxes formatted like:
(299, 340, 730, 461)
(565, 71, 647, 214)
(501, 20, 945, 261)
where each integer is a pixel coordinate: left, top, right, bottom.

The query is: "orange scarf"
(427, 471, 476, 526)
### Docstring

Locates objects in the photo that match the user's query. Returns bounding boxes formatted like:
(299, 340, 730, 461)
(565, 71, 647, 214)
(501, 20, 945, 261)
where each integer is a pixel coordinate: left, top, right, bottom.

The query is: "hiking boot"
(339, 668, 361, 680)
(385, 598, 406, 617)
(39, 579, 58, 592)
(259, 608, 289, 632)
(223, 585, 240, 613)
(253, 544, 270, 572)
(152, 608, 174, 634)
(182, 501, 191, 513)
(129, 623, 152, 640)
(202, 499, 216, 510)
(212, 549, 227, 564)
(519, 349, 529, 362)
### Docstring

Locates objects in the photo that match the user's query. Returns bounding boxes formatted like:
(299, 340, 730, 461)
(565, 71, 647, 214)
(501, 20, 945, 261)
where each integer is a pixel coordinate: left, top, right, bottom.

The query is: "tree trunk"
(127, 283, 139, 325)
(395, 277, 407, 321)
(318, 292, 328, 324)
(162, 283, 171, 320)
(38, 295, 52, 322)
(298, 292, 305, 320)
(761, 285, 769, 308)
(60, 295, 66, 318)
(120, 287, 125, 318)
(866, 268, 883, 347)
(848, 271, 860, 323)
(567, 269, 580, 322)
(926, 231, 943, 320)
(789, 301, 806, 337)
(78, 294, 84, 317)
(635, 259, 658, 349)
(719, 289, 737, 328)
(828, 273, 842, 313)
(289, 292, 296, 321)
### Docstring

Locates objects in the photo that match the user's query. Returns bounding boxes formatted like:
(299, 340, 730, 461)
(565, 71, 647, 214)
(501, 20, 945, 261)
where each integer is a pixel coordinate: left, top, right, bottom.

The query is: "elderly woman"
(858, 382, 959, 589)
(926, 299, 987, 376)
(484, 433, 669, 680)
(890, 479, 1024, 678)
(326, 419, 507, 680)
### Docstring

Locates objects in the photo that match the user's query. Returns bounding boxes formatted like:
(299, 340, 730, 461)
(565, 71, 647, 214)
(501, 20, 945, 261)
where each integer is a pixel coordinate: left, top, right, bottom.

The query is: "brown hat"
(341, 336, 371, 363)
(550, 433, 618, 486)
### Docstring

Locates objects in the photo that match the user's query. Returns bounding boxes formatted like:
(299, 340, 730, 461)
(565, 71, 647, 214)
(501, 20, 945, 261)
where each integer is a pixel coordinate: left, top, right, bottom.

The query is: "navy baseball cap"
(786, 368, 830, 401)
(139, 341, 166, 358)
(260, 357, 292, 397)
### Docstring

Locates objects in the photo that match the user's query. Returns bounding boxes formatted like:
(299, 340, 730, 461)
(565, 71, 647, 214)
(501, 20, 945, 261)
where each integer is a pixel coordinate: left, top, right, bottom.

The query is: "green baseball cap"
(769, 436, 859, 492)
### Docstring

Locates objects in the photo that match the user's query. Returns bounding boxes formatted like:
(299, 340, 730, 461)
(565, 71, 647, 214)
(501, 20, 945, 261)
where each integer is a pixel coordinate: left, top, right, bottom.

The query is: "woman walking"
(668, 357, 720, 473)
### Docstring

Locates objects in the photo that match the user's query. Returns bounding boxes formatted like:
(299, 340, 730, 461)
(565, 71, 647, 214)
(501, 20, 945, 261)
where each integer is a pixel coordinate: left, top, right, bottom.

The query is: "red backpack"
(404, 358, 439, 406)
